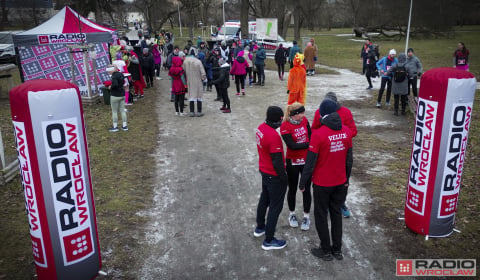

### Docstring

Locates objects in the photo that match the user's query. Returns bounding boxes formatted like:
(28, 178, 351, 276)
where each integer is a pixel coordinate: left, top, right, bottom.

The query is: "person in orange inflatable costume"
(287, 53, 307, 105)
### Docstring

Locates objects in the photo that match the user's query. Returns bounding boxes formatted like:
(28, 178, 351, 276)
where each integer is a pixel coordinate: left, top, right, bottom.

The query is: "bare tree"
(240, 0, 249, 39)
(133, 0, 177, 34)
(1, 0, 8, 26)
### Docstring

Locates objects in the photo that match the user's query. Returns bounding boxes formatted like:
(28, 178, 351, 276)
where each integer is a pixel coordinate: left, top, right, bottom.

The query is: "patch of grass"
(304, 27, 480, 77)
(346, 89, 480, 261)
(0, 85, 159, 278)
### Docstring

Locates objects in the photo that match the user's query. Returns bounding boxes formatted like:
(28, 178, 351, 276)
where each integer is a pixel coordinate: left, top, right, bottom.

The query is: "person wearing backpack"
(387, 53, 414, 116)
(375, 49, 398, 108)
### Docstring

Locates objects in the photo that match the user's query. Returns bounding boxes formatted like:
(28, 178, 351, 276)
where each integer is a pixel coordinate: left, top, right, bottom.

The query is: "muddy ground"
(97, 66, 418, 280)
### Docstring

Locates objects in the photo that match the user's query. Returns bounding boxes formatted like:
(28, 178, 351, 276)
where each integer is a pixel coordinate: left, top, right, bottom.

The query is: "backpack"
(394, 65, 407, 82)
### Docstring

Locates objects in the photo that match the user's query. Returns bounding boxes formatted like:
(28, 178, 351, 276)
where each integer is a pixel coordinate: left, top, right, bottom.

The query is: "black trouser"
(365, 67, 375, 87)
(215, 84, 222, 100)
(218, 87, 230, 109)
(174, 94, 185, 113)
(234, 74, 246, 93)
(377, 77, 392, 103)
(394, 94, 408, 113)
(286, 159, 311, 213)
(256, 172, 287, 242)
(143, 68, 154, 86)
(256, 63, 265, 84)
(313, 184, 347, 253)
(189, 101, 202, 113)
(277, 63, 285, 78)
(154, 64, 161, 77)
(246, 67, 252, 83)
(408, 77, 418, 97)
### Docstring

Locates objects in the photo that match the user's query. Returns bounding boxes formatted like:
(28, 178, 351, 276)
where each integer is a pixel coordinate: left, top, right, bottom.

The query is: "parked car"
(255, 35, 293, 54)
(0, 44, 17, 64)
(0, 31, 22, 65)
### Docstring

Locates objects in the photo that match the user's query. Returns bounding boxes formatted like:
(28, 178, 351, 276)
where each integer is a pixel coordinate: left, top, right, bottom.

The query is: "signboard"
(255, 18, 278, 40)
(17, 43, 110, 96)
(405, 67, 476, 237)
(10, 79, 101, 279)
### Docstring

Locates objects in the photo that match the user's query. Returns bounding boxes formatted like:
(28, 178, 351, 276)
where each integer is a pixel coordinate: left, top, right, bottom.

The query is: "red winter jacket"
(311, 106, 357, 137)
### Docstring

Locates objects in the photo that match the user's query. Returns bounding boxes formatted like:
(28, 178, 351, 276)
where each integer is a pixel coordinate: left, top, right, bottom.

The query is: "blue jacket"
(376, 55, 398, 79)
(289, 45, 301, 62)
(255, 46, 266, 65)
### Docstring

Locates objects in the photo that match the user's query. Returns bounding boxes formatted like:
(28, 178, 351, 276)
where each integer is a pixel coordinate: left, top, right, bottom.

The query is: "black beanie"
(320, 99, 337, 116)
(266, 106, 283, 122)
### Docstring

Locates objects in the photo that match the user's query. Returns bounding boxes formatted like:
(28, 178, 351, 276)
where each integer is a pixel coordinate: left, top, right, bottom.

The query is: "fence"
(0, 128, 19, 186)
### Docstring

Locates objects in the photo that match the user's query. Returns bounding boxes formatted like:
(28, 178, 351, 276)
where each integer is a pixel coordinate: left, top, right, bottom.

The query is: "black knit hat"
(289, 106, 305, 116)
(320, 99, 337, 116)
(266, 106, 284, 122)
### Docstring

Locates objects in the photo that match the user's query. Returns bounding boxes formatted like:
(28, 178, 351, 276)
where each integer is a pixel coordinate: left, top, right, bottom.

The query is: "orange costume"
(287, 53, 307, 105)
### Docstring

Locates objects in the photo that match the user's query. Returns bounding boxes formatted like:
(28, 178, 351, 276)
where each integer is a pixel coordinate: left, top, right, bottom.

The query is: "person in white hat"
(375, 49, 398, 108)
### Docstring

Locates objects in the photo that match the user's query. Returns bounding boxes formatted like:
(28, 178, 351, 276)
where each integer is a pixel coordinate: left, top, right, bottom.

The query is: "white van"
(0, 31, 22, 64)
(211, 20, 256, 42)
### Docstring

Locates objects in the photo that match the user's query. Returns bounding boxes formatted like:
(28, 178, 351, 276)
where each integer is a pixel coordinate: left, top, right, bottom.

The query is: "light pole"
(178, 2, 183, 38)
(222, 0, 226, 39)
(405, 0, 413, 54)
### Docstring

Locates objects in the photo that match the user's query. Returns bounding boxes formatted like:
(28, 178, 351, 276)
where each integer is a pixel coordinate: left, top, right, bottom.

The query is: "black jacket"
(210, 64, 230, 89)
(141, 53, 155, 70)
(110, 71, 125, 97)
(274, 47, 288, 64)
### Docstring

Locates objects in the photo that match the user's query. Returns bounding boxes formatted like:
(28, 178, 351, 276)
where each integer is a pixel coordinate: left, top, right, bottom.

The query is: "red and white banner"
(405, 67, 476, 237)
(10, 79, 101, 279)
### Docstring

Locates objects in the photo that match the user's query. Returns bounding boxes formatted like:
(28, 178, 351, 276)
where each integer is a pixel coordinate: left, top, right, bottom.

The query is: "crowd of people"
(361, 38, 470, 116)
(255, 91, 356, 260)
(252, 37, 470, 262)
(105, 29, 471, 261)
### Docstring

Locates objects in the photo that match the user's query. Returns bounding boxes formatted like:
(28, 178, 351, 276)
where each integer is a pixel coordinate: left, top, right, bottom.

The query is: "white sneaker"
(179, 112, 185, 116)
(175, 112, 180, 116)
(289, 214, 299, 228)
(301, 217, 310, 231)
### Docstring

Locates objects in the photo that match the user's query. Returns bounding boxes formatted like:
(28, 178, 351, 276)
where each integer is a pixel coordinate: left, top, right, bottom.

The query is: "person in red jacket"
(311, 92, 357, 137)
(280, 102, 312, 231)
(300, 99, 353, 261)
(453, 42, 469, 71)
(230, 51, 249, 96)
(168, 56, 187, 116)
(254, 106, 288, 250)
(311, 92, 356, 218)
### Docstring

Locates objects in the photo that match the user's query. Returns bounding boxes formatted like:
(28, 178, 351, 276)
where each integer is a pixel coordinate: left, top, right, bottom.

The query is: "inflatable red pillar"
(405, 68, 476, 237)
(9, 79, 101, 279)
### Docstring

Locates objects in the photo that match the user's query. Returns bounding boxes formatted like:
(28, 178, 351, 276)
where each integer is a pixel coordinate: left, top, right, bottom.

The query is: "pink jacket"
(230, 56, 249, 76)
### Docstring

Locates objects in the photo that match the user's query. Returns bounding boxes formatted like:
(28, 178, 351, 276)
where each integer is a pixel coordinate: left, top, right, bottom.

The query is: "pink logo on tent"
(38, 35, 49, 44)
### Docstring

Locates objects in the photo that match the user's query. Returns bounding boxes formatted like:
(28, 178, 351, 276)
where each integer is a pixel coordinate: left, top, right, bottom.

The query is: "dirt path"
(134, 66, 407, 279)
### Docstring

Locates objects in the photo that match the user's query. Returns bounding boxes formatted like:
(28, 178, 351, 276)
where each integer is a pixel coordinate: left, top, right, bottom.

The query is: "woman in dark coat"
(274, 44, 288, 80)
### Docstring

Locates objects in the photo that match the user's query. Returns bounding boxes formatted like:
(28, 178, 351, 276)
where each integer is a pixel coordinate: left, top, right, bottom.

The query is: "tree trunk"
(1, 0, 8, 27)
(280, 12, 291, 39)
(240, 0, 249, 39)
(293, 5, 302, 41)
